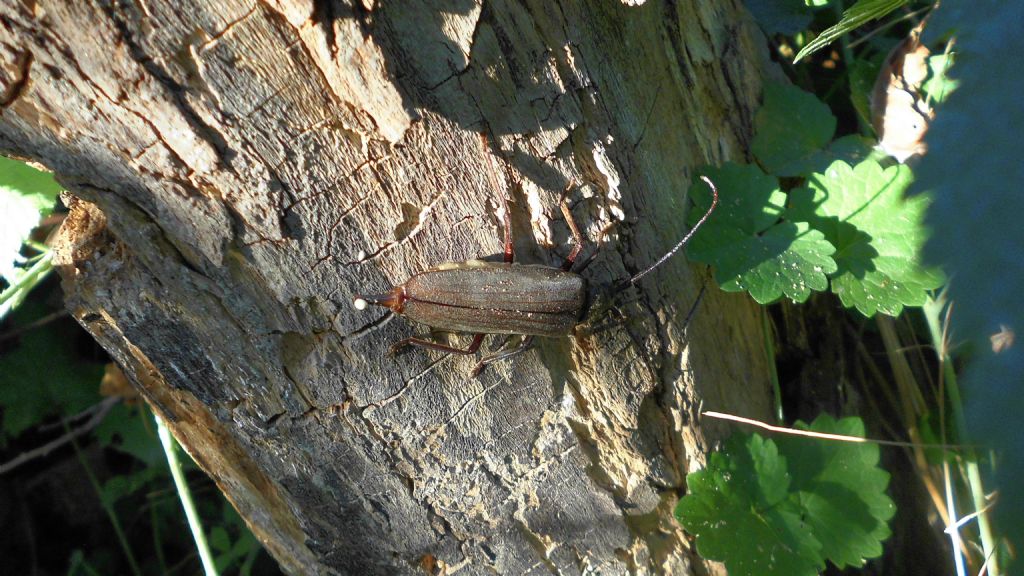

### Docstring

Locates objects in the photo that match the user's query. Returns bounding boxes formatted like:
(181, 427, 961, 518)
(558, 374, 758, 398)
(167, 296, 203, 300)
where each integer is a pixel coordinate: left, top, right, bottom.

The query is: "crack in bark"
(202, 5, 261, 47)
(360, 353, 449, 412)
(265, 409, 287, 428)
(238, 81, 289, 121)
(632, 78, 665, 153)
(341, 188, 445, 266)
(435, 379, 502, 431)
(129, 139, 161, 161)
(310, 193, 371, 270)
(282, 144, 388, 215)
(102, 2, 235, 167)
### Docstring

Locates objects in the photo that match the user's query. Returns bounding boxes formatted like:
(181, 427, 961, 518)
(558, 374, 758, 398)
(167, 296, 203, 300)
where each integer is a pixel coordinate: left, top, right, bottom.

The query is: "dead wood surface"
(1, 1, 774, 573)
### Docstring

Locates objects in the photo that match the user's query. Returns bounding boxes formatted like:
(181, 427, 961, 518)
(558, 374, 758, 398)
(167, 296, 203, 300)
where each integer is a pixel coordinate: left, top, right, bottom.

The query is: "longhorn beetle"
(352, 153, 718, 376)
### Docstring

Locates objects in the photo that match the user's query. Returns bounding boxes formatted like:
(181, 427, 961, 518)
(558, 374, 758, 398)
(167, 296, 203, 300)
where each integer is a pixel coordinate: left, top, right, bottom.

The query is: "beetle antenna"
(624, 175, 718, 286)
(480, 132, 516, 263)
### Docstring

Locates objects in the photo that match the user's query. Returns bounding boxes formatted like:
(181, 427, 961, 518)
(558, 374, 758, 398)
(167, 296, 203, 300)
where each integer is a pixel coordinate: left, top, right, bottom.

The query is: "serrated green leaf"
(676, 434, 823, 576)
(776, 415, 895, 568)
(702, 223, 837, 304)
(752, 83, 838, 177)
(810, 134, 878, 174)
(677, 420, 896, 574)
(795, 485, 884, 567)
(788, 159, 944, 316)
(691, 163, 787, 233)
(687, 164, 837, 304)
(794, 0, 909, 63)
(0, 155, 61, 283)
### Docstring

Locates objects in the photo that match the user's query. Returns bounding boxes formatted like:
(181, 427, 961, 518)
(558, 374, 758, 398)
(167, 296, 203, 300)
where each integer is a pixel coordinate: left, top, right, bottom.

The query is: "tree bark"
(1, 0, 774, 573)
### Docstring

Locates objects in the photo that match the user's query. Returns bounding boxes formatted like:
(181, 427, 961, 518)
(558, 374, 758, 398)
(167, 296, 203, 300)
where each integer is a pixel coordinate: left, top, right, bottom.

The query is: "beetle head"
(353, 285, 406, 314)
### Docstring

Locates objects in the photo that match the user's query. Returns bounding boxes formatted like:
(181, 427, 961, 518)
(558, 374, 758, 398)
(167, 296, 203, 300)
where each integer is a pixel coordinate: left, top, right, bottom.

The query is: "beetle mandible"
(352, 152, 718, 376)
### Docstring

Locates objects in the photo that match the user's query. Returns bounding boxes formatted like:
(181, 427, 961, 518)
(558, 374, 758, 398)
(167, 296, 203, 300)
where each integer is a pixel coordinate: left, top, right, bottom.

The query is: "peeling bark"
(1, 0, 773, 573)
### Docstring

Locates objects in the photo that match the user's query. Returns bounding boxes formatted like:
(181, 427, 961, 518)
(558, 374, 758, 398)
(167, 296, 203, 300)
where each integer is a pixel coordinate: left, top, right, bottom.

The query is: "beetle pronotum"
(353, 153, 718, 376)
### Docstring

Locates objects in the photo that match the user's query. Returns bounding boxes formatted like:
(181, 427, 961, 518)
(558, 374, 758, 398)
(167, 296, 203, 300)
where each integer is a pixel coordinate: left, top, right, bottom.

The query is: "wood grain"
(1, 0, 773, 573)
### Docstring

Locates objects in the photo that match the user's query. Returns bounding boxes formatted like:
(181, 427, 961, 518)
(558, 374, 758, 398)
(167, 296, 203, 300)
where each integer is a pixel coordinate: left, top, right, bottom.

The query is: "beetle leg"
(574, 309, 622, 337)
(471, 335, 536, 377)
(559, 197, 584, 271)
(502, 193, 514, 263)
(389, 333, 485, 356)
(480, 132, 516, 264)
(573, 220, 618, 273)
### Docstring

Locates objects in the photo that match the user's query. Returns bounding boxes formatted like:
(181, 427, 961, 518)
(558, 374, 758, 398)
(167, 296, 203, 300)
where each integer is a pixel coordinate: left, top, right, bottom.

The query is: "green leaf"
(776, 415, 895, 568)
(214, 501, 262, 573)
(209, 526, 231, 553)
(794, 0, 909, 63)
(752, 83, 837, 177)
(913, 0, 1024, 551)
(0, 300, 104, 439)
(676, 434, 824, 576)
(788, 159, 945, 316)
(94, 403, 165, 466)
(921, 54, 958, 104)
(0, 155, 61, 283)
(100, 466, 162, 505)
(693, 164, 787, 232)
(688, 164, 837, 304)
(812, 134, 878, 172)
(848, 56, 883, 133)
(677, 417, 895, 575)
(0, 155, 61, 215)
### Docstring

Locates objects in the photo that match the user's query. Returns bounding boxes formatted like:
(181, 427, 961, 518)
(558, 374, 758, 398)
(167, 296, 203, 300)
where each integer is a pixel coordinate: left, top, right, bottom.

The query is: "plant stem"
(157, 413, 220, 576)
(0, 249, 52, 317)
(762, 307, 783, 423)
(66, 422, 144, 576)
(924, 297, 999, 576)
(151, 499, 168, 575)
(0, 397, 118, 475)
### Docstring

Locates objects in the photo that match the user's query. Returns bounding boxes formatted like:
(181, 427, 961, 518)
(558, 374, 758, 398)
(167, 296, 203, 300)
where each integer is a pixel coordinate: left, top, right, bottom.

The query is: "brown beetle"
(354, 169, 718, 376)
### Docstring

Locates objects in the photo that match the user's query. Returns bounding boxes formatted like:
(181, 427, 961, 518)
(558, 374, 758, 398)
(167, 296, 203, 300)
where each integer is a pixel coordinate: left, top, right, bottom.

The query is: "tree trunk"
(1, 0, 773, 573)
